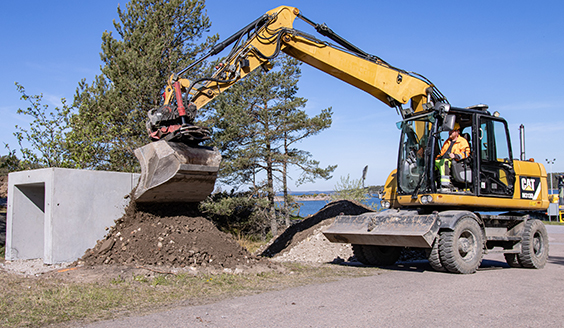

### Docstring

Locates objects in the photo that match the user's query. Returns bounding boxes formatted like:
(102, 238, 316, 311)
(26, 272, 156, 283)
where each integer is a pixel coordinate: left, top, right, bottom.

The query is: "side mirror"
(442, 114, 456, 131)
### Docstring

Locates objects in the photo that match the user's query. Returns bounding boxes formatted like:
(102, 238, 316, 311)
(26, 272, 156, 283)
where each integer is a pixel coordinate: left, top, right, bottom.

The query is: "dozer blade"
(133, 140, 221, 203)
(323, 210, 440, 248)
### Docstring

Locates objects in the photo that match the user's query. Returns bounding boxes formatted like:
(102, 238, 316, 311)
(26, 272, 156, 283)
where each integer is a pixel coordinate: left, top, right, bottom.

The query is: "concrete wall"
(6, 168, 139, 264)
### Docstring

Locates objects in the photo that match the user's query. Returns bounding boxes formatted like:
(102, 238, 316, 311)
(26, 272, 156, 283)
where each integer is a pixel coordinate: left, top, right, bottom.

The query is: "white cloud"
(43, 93, 65, 108)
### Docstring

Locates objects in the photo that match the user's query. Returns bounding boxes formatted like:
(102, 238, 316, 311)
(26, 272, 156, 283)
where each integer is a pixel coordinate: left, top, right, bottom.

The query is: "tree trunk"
(266, 142, 277, 236)
(283, 135, 290, 226)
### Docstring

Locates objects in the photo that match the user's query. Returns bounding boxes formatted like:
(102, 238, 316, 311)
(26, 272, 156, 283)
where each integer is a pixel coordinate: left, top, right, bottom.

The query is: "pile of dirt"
(271, 218, 354, 263)
(81, 202, 266, 270)
(261, 200, 373, 258)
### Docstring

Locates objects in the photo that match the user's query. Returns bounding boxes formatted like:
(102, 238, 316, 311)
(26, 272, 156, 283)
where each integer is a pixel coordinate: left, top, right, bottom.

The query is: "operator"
(435, 122, 470, 188)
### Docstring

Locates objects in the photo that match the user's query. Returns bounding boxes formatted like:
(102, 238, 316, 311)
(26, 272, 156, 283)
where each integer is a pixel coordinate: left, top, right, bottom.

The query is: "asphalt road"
(84, 225, 564, 328)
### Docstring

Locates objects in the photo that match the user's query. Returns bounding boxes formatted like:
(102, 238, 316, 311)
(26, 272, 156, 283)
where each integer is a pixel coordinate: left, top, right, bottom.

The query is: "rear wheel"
(518, 219, 549, 269)
(439, 217, 484, 274)
(352, 245, 401, 266)
(504, 253, 522, 268)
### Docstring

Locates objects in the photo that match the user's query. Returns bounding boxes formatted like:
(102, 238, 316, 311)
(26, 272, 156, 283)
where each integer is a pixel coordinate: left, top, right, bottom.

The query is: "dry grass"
(0, 263, 378, 327)
(234, 233, 267, 254)
(544, 220, 564, 225)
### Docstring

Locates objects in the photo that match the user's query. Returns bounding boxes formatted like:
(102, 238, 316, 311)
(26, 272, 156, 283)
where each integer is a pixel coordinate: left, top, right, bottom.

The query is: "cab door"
(477, 116, 515, 197)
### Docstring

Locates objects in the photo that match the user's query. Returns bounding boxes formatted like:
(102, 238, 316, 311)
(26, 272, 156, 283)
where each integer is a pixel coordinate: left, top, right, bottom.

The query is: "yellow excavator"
(134, 6, 550, 274)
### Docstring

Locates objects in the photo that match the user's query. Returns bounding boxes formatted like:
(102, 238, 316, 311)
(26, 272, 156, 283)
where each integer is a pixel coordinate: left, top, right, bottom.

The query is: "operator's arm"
(437, 140, 451, 159)
(452, 138, 470, 160)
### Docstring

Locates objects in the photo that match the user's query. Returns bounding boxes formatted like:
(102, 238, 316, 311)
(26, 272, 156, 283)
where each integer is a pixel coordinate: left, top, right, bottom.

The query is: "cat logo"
(520, 177, 540, 200)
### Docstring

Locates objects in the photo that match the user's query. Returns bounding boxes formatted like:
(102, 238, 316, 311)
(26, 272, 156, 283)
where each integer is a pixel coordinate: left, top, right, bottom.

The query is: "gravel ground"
(271, 221, 353, 263)
(0, 259, 74, 276)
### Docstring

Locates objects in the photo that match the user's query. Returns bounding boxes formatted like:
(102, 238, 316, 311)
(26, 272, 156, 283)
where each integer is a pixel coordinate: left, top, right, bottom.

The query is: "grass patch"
(0, 245, 4, 259)
(0, 263, 378, 327)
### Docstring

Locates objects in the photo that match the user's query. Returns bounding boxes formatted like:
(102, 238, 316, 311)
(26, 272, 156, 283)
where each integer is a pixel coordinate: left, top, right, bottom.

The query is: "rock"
(98, 238, 115, 254)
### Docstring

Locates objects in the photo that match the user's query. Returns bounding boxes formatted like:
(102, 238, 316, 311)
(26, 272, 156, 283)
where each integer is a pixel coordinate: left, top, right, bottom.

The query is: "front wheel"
(518, 219, 549, 269)
(353, 244, 401, 266)
(439, 217, 484, 274)
(352, 244, 368, 264)
(426, 238, 446, 272)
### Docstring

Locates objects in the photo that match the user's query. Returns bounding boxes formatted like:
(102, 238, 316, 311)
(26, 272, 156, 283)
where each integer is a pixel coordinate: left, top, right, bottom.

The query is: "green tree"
(331, 174, 368, 203)
(276, 57, 336, 226)
(11, 83, 73, 170)
(204, 56, 334, 235)
(69, 0, 217, 171)
(200, 190, 270, 238)
(0, 147, 20, 174)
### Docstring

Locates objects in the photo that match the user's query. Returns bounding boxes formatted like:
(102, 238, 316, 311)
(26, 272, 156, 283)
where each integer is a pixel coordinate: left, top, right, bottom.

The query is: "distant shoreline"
(274, 195, 331, 202)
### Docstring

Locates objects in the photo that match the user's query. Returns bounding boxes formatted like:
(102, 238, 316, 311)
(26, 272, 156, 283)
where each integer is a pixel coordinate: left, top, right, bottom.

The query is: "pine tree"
(204, 56, 335, 235)
(69, 0, 216, 171)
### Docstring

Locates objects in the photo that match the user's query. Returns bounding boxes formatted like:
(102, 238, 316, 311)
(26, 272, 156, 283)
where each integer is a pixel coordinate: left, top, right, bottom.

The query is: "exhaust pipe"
(519, 124, 525, 161)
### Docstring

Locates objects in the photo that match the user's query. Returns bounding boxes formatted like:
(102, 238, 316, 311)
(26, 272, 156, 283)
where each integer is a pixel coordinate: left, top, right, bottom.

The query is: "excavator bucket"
(323, 210, 440, 248)
(133, 140, 221, 203)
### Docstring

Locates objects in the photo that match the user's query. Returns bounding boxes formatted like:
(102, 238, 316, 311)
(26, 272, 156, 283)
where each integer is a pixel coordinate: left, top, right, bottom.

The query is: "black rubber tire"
(360, 245, 402, 266)
(504, 253, 522, 268)
(518, 219, 549, 269)
(352, 244, 368, 264)
(438, 217, 484, 274)
(426, 238, 446, 272)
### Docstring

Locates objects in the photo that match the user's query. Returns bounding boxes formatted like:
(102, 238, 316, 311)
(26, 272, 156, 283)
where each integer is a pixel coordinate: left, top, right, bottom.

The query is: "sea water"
(277, 197, 381, 217)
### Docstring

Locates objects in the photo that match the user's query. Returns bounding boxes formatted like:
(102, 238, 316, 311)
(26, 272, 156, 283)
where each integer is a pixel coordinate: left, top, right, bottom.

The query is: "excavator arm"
(134, 6, 447, 203)
(159, 5, 445, 127)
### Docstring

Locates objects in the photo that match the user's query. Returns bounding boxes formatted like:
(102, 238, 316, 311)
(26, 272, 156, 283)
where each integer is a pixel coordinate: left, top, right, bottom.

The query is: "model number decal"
(520, 177, 541, 200)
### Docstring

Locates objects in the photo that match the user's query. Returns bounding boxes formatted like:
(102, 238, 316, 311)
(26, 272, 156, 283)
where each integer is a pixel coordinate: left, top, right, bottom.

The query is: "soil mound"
(261, 200, 373, 257)
(81, 202, 260, 269)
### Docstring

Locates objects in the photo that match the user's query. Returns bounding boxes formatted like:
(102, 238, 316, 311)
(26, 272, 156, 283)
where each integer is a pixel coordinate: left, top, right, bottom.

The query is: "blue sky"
(1, 1, 563, 192)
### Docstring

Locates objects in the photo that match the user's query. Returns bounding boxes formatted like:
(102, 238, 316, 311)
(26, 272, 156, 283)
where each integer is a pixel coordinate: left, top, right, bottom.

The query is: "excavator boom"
(161, 6, 445, 118)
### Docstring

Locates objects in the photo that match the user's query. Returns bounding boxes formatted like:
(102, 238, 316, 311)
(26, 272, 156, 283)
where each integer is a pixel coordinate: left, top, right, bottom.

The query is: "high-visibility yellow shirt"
(437, 136, 470, 160)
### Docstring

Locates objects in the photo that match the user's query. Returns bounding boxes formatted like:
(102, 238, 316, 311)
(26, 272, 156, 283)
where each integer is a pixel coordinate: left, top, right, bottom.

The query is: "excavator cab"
(395, 105, 516, 200)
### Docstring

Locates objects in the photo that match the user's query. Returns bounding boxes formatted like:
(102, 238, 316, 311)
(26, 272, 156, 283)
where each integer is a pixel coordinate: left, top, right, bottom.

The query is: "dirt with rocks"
(261, 200, 373, 261)
(80, 201, 272, 272)
(271, 218, 354, 263)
